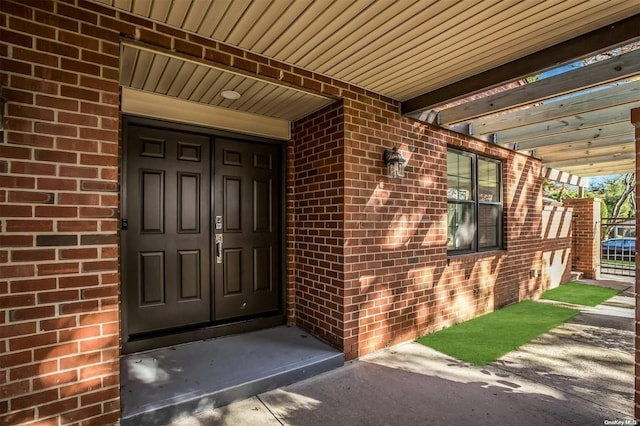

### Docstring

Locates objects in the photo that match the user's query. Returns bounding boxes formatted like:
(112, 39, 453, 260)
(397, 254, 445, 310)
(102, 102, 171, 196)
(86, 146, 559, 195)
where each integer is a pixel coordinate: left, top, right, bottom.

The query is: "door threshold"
(123, 314, 285, 354)
(120, 325, 344, 425)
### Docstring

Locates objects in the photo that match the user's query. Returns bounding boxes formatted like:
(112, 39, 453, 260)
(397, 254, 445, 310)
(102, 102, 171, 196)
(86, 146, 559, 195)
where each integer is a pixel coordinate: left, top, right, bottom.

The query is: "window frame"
(447, 147, 503, 255)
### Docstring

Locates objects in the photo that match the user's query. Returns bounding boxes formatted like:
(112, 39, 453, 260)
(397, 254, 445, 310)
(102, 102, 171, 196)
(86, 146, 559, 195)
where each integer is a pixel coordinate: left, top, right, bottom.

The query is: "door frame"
(120, 115, 288, 354)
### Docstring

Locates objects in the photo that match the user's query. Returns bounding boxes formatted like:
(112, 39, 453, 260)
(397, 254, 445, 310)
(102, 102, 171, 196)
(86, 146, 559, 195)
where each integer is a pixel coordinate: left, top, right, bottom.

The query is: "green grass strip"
(416, 301, 578, 365)
(541, 282, 619, 307)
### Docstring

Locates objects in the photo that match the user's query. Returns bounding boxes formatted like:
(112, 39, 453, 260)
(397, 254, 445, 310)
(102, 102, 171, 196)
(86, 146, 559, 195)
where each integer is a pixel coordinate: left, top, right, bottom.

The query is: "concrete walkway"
(169, 280, 635, 426)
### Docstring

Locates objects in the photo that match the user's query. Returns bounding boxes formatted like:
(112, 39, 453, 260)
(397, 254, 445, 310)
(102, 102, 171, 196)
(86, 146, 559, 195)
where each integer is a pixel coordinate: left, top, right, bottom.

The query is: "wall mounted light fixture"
(382, 145, 406, 178)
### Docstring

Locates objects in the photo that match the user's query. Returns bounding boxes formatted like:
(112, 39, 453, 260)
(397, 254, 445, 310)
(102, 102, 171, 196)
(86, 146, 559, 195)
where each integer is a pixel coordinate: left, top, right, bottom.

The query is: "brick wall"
(631, 106, 639, 420)
(1, 1, 121, 424)
(291, 101, 345, 349)
(1, 0, 559, 421)
(564, 198, 601, 279)
(293, 95, 546, 359)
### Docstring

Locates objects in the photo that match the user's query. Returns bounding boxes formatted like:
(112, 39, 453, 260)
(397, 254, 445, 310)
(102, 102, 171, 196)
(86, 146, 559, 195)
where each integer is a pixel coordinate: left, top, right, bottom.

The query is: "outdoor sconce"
(383, 145, 406, 178)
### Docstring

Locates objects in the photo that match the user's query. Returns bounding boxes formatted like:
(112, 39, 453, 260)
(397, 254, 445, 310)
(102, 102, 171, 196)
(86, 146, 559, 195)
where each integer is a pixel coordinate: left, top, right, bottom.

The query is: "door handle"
(215, 234, 223, 264)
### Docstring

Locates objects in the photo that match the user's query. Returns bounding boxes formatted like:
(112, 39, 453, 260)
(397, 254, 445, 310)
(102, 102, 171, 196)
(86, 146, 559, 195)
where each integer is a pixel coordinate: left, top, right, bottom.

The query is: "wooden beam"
(544, 153, 635, 169)
(537, 141, 635, 162)
(515, 122, 633, 150)
(536, 133, 636, 155)
(442, 122, 495, 143)
(559, 161, 635, 177)
(469, 79, 640, 135)
(438, 48, 640, 124)
(495, 101, 640, 143)
(401, 14, 640, 115)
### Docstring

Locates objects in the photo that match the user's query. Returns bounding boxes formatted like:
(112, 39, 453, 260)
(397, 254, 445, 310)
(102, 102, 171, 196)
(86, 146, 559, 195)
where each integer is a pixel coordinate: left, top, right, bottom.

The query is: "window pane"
(478, 204, 500, 248)
(478, 158, 499, 202)
(447, 203, 475, 250)
(447, 151, 472, 200)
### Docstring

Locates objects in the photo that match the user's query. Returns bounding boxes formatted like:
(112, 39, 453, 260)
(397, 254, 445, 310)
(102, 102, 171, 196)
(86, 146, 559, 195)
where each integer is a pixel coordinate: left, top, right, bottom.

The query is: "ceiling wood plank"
(196, 0, 233, 37)
(113, 0, 132, 11)
(495, 101, 640, 143)
(470, 79, 640, 135)
(211, 0, 252, 40)
(155, 57, 183, 94)
(343, 0, 491, 87)
(166, 0, 192, 27)
(438, 48, 640, 125)
(375, 0, 599, 98)
(545, 153, 635, 169)
(167, 61, 197, 98)
(302, 0, 413, 71)
(401, 13, 640, 115)
(268, 1, 369, 61)
(188, 68, 219, 102)
(262, 0, 342, 58)
(535, 137, 635, 159)
(227, 0, 278, 46)
(307, 0, 432, 74)
(200, 72, 235, 104)
(250, 0, 313, 52)
(181, 0, 213, 33)
(536, 138, 635, 162)
(130, 49, 154, 89)
(142, 54, 169, 92)
(149, 0, 171, 21)
(515, 122, 633, 150)
(560, 161, 635, 176)
(389, 1, 621, 100)
(119, 45, 137, 86)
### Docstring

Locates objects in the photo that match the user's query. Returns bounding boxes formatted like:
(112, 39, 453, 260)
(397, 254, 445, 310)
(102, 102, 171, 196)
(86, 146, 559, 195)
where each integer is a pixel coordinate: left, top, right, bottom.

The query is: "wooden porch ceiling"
(94, 0, 640, 178)
(429, 49, 640, 178)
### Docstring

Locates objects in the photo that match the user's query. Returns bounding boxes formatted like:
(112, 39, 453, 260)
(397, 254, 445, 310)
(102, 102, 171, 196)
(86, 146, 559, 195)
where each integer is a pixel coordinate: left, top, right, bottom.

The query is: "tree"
(543, 173, 636, 222)
(590, 173, 636, 219)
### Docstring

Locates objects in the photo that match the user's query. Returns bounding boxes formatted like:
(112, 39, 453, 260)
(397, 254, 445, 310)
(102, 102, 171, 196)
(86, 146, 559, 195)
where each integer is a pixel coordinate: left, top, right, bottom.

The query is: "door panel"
(125, 125, 211, 335)
(124, 123, 281, 339)
(214, 138, 280, 320)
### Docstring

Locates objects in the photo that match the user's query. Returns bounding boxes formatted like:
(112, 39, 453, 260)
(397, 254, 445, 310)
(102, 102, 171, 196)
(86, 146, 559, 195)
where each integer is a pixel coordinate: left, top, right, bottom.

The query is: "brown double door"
(124, 123, 280, 337)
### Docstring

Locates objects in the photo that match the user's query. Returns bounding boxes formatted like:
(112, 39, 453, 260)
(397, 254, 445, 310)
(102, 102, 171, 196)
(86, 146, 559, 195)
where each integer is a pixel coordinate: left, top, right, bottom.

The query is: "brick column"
(563, 198, 601, 279)
(0, 2, 121, 424)
(631, 107, 640, 420)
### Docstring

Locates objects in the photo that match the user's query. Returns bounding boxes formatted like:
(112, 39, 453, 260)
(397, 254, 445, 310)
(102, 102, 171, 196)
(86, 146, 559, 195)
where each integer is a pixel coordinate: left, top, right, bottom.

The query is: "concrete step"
(120, 325, 344, 425)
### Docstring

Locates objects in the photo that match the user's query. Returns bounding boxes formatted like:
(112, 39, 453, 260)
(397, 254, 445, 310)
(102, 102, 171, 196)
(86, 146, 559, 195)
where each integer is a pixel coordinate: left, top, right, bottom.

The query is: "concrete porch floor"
(161, 276, 635, 426)
(120, 325, 344, 425)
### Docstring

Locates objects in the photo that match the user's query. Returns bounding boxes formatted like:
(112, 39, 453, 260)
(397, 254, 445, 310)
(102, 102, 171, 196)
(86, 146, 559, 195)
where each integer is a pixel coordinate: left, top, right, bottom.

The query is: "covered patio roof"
(96, 0, 640, 178)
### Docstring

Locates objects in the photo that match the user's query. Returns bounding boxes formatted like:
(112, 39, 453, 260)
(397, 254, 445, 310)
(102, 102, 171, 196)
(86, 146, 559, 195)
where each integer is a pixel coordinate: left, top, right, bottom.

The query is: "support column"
(631, 107, 640, 420)
(563, 198, 601, 280)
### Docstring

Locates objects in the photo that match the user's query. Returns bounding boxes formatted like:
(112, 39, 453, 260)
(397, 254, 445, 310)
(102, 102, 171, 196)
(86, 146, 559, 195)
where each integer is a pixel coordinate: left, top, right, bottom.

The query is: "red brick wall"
(1, 1, 121, 424)
(564, 198, 601, 279)
(291, 101, 345, 349)
(340, 101, 448, 358)
(1, 0, 555, 421)
(293, 96, 546, 359)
